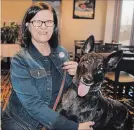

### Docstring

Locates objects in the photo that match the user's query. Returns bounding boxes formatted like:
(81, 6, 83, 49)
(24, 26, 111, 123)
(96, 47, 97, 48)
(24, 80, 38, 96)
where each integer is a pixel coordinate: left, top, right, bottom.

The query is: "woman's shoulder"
(11, 48, 30, 65)
(14, 47, 29, 57)
(55, 45, 68, 54)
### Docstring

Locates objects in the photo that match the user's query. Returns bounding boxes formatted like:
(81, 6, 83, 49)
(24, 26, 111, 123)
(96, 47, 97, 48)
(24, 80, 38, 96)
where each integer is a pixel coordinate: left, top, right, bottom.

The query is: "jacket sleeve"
(10, 55, 78, 130)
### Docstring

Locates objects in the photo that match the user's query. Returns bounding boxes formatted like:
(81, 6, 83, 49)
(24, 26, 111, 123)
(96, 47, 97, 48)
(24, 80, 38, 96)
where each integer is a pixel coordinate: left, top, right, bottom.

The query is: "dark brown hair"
(21, 2, 59, 48)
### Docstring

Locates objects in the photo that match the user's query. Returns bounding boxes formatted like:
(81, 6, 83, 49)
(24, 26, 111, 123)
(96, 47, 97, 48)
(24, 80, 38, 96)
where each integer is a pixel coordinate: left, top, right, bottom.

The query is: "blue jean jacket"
(5, 44, 76, 130)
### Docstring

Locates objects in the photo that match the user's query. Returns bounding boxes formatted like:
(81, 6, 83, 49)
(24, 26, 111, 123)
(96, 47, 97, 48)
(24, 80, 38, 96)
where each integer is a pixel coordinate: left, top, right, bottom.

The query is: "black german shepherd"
(57, 36, 133, 130)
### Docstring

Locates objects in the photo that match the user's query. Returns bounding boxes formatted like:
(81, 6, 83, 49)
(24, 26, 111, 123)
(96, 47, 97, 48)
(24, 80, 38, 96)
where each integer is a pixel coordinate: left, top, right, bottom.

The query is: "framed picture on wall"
(73, 0, 96, 19)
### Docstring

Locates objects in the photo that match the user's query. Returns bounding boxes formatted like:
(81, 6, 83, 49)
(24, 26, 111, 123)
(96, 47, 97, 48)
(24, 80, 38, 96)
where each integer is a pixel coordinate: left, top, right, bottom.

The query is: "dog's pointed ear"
(104, 50, 123, 71)
(82, 35, 95, 54)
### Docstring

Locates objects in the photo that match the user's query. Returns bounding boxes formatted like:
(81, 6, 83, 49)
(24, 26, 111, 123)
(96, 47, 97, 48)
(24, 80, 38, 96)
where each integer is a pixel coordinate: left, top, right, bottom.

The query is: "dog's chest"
(61, 89, 80, 113)
(60, 89, 102, 121)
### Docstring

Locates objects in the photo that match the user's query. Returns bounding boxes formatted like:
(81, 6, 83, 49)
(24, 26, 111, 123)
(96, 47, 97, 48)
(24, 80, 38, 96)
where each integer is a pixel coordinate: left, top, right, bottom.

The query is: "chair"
(105, 43, 122, 52)
(120, 45, 134, 53)
(94, 44, 106, 53)
(74, 40, 85, 62)
(68, 52, 75, 61)
(95, 40, 103, 44)
(91, 40, 103, 52)
(105, 52, 134, 100)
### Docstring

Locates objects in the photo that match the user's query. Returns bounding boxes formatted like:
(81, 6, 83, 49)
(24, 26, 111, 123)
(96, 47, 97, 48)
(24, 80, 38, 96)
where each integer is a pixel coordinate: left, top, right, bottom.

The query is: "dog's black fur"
(57, 35, 133, 130)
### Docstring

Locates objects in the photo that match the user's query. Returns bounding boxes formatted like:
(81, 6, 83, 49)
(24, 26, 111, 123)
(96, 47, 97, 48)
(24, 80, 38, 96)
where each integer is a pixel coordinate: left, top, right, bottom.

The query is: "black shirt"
(41, 56, 79, 130)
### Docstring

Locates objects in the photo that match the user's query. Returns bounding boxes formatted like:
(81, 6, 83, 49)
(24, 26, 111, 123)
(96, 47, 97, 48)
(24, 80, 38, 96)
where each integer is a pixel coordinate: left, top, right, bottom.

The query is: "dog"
(56, 36, 133, 130)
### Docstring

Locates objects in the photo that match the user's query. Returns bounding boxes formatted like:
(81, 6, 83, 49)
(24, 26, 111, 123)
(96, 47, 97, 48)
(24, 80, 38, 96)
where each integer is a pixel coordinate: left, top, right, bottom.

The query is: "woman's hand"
(78, 121, 95, 130)
(63, 61, 78, 76)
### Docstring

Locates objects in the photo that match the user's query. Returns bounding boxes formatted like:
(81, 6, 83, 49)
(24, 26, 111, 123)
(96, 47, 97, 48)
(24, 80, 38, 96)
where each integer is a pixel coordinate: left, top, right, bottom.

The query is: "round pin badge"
(59, 52, 65, 58)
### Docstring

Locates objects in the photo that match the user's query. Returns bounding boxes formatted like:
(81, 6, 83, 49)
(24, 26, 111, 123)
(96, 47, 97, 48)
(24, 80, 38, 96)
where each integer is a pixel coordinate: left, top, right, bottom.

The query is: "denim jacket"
(5, 44, 78, 130)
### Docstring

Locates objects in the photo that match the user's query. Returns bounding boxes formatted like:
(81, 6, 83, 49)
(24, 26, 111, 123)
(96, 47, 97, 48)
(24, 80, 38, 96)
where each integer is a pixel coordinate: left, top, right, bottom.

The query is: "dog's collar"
(88, 83, 102, 93)
(80, 80, 94, 86)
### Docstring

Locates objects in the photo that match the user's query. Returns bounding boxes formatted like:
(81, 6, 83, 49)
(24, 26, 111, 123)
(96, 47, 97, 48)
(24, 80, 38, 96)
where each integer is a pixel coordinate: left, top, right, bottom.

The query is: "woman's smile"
(38, 31, 48, 35)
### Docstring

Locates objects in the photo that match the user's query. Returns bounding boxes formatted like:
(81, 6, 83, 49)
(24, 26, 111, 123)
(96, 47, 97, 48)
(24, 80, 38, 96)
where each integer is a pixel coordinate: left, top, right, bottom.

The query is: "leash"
(53, 70, 67, 111)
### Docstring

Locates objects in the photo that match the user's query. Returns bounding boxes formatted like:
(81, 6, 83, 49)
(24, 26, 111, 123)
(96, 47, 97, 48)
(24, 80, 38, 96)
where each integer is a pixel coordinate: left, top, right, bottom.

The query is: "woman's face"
(28, 10, 54, 44)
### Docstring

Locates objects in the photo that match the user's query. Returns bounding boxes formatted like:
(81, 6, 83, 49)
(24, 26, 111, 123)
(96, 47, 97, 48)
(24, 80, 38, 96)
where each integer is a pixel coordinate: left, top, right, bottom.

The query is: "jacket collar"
(26, 43, 72, 85)
(27, 42, 57, 60)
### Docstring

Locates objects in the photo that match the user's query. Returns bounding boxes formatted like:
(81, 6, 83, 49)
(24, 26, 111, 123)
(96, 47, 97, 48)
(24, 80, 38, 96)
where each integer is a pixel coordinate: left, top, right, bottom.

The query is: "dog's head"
(75, 35, 123, 97)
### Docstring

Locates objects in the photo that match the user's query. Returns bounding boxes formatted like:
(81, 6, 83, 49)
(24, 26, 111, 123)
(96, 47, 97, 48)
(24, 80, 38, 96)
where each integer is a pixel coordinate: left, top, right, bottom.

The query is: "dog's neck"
(88, 82, 102, 93)
(80, 85, 102, 100)
(83, 83, 103, 101)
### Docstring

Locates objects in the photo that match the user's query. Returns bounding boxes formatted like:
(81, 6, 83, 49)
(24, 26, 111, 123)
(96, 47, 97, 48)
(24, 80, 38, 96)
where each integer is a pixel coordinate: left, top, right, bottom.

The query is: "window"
(119, 1, 134, 45)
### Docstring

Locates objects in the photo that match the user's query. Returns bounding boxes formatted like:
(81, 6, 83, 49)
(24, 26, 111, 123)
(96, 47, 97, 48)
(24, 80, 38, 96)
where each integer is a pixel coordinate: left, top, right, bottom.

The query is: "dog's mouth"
(78, 77, 94, 97)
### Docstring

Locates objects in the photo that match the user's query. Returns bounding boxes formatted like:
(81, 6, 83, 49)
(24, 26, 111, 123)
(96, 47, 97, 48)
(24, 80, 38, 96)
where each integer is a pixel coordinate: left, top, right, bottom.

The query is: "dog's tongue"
(78, 82, 90, 97)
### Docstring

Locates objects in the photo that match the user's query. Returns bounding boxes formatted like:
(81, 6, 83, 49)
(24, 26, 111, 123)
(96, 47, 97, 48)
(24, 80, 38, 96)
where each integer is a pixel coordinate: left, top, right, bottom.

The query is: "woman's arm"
(10, 55, 78, 130)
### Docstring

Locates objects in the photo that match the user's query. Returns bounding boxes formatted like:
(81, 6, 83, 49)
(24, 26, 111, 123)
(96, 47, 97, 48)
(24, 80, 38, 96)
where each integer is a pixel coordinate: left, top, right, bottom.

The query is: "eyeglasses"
(30, 20, 54, 27)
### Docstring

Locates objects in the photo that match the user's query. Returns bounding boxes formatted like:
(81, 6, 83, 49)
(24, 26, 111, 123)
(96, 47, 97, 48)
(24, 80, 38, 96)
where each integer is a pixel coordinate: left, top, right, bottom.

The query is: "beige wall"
(60, 0, 107, 52)
(1, 0, 108, 53)
(1, 0, 32, 24)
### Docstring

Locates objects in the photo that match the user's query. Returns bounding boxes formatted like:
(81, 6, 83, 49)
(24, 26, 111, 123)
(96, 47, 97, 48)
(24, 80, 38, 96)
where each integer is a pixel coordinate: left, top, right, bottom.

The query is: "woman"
(2, 2, 94, 130)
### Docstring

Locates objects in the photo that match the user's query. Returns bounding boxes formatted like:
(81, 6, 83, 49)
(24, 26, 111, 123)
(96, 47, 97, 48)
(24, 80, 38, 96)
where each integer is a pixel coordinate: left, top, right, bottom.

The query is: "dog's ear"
(104, 50, 123, 71)
(82, 35, 95, 54)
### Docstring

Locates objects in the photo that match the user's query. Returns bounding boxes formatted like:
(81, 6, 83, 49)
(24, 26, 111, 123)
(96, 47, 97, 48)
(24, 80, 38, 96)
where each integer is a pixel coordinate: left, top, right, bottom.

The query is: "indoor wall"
(1, 0, 32, 24)
(2, 0, 113, 53)
(60, 0, 107, 52)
